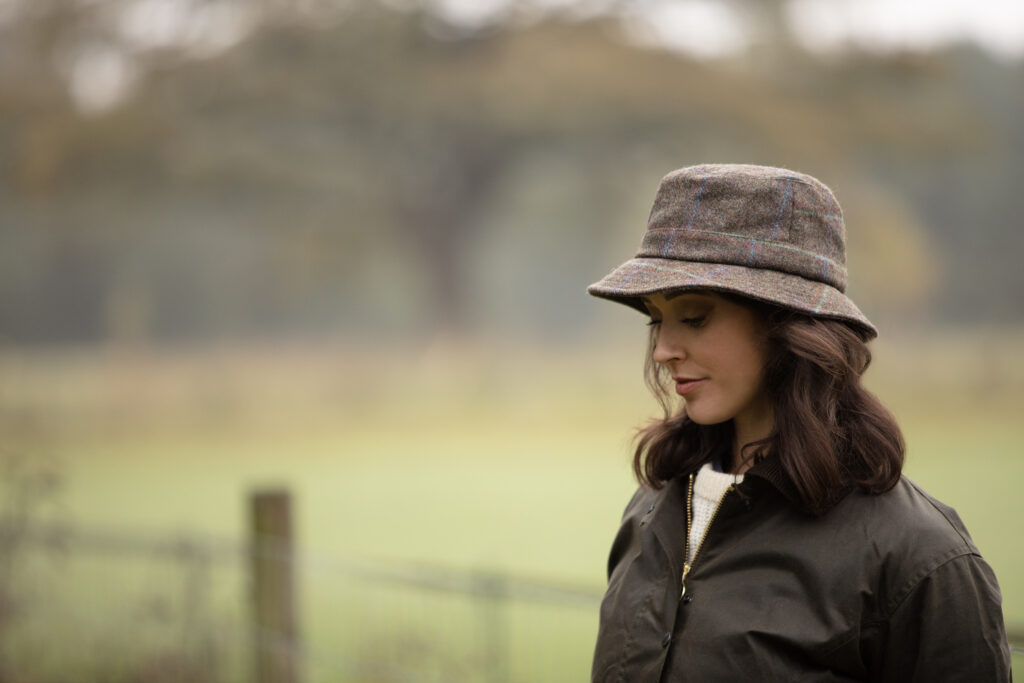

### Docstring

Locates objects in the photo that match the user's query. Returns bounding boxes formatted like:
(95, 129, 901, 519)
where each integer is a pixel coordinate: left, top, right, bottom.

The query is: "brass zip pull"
(680, 562, 692, 598)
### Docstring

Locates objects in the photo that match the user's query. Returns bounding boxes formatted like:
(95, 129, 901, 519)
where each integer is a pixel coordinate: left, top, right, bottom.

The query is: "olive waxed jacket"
(592, 458, 1012, 682)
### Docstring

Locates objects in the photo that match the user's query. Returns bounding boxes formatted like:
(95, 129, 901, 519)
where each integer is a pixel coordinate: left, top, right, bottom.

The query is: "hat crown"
(640, 164, 848, 292)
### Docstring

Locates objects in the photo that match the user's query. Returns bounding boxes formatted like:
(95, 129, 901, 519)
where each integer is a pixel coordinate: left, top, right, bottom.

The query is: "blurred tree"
(0, 0, 1019, 343)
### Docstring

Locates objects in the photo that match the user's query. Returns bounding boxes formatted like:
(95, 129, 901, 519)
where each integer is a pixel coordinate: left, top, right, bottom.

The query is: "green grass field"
(2, 336, 1022, 681)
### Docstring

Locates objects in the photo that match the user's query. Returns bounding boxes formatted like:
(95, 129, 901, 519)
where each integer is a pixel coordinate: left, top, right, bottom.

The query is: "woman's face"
(644, 291, 772, 439)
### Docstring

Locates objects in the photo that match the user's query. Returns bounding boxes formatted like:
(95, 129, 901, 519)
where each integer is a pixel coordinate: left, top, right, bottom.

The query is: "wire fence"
(8, 517, 603, 683)
(7, 515, 1023, 683)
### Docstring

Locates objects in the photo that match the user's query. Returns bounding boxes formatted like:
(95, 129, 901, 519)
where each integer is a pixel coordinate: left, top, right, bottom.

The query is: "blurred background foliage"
(2, 0, 1023, 345)
(1, 0, 1023, 680)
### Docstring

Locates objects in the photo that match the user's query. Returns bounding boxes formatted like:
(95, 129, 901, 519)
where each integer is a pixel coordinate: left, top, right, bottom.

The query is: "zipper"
(680, 473, 733, 599)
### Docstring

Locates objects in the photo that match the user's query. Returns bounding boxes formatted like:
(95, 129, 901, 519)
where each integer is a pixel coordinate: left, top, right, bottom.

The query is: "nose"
(651, 325, 684, 366)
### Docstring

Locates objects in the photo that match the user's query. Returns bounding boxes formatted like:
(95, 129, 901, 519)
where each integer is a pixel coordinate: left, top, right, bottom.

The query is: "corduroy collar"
(736, 456, 855, 516)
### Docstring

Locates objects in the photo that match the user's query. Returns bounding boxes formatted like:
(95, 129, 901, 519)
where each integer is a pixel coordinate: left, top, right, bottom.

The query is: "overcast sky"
(435, 0, 1024, 60)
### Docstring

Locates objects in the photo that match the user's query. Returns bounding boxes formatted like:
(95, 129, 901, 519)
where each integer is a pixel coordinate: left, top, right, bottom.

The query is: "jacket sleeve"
(872, 552, 1012, 683)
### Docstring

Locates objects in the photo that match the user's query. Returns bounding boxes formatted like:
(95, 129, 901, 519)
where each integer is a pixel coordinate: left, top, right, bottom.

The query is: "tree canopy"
(1, 0, 1020, 343)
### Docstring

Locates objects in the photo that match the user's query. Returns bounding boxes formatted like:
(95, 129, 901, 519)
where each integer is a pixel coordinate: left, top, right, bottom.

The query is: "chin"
(683, 404, 730, 426)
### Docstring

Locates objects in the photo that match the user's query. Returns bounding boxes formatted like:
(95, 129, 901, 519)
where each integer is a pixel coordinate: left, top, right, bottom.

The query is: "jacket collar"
(643, 459, 802, 579)
(743, 457, 802, 506)
(644, 456, 852, 574)
(742, 456, 854, 516)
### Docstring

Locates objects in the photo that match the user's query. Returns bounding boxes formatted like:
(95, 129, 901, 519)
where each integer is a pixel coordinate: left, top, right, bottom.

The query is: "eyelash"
(646, 316, 706, 328)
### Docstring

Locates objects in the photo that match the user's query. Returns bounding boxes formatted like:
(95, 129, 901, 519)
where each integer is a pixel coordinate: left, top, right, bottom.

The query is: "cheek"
(719, 340, 767, 395)
(740, 348, 769, 397)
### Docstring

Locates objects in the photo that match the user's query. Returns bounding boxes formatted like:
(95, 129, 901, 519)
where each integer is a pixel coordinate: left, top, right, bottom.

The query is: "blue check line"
(661, 179, 708, 258)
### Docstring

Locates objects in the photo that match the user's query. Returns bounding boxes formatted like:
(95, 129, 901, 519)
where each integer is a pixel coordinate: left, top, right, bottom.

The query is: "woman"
(587, 164, 1011, 682)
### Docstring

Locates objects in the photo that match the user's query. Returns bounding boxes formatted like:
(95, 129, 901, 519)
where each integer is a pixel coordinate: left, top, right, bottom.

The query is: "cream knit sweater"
(687, 462, 743, 564)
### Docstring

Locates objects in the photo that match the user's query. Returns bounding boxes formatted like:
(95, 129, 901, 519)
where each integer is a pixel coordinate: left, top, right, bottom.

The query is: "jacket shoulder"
(839, 475, 981, 615)
(859, 476, 976, 551)
(849, 479, 1011, 679)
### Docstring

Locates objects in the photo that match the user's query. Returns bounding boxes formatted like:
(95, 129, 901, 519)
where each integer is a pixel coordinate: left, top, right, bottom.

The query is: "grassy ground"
(1, 333, 1022, 680)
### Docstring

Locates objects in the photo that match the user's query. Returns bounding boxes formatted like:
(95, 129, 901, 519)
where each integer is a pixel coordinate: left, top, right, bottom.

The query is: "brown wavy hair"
(634, 295, 904, 516)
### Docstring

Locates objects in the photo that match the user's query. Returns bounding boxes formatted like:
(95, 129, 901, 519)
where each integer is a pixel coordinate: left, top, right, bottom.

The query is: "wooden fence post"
(478, 572, 508, 683)
(250, 489, 300, 683)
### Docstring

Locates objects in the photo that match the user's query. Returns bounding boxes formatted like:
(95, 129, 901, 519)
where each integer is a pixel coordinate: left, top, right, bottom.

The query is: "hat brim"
(587, 257, 877, 339)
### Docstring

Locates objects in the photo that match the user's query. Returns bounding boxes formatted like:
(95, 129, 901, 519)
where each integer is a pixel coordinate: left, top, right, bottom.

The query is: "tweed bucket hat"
(588, 164, 876, 338)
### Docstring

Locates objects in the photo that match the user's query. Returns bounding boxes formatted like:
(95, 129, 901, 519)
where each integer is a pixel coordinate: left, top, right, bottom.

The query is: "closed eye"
(681, 316, 706, 328)
(646, 319, 661, 327)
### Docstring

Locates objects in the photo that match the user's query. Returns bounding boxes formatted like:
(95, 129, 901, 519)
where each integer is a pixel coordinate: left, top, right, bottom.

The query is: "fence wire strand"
(17, 522, 602, 682)
(16, 521, 1024, 681)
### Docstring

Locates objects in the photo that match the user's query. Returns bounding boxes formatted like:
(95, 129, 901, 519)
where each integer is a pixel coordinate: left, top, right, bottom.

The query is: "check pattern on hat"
(587, 164, 876, 337)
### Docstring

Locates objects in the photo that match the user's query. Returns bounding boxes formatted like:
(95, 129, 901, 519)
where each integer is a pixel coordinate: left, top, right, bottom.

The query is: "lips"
(674, 377, 708, 396)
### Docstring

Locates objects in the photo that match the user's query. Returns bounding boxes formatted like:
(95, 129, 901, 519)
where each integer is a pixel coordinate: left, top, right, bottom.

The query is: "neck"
(731, 405, 774, 475)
